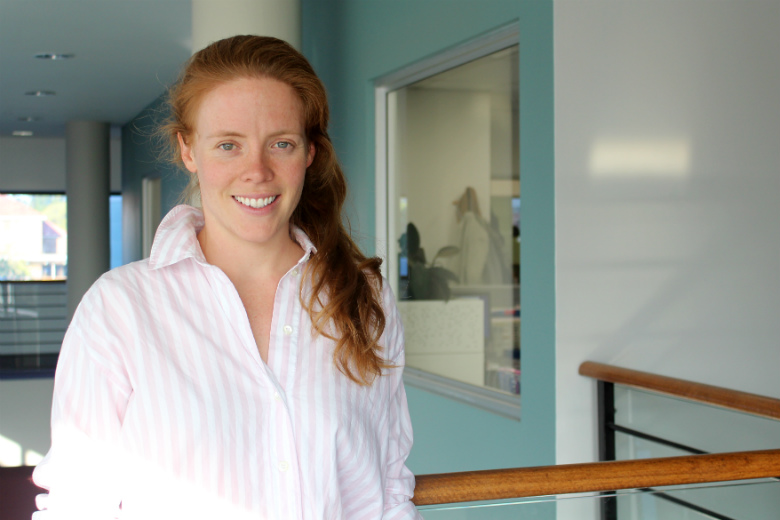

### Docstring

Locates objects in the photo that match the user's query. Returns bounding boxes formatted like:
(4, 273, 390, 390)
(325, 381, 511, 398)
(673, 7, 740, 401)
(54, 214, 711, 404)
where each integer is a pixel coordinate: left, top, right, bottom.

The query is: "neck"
(197, 224, 304, 285)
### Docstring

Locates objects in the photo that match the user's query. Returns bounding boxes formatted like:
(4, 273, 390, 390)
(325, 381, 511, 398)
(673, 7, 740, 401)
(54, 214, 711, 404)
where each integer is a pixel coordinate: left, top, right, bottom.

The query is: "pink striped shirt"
(33, 205, 420, 519)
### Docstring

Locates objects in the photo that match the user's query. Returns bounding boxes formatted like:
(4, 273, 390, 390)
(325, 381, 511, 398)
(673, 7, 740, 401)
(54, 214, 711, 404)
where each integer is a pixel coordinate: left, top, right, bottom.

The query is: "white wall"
(555, 0, 780, 467)
(0, 138, 67, 192)
(0, 379, 54, 466)
(0, 135, 122, 192)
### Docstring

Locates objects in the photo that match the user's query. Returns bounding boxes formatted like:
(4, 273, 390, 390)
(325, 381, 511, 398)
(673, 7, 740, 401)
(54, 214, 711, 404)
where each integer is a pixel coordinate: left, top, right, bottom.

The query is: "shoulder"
(72, 259, 152, 324)
(375, 274, 398, 311)
(60, 261, 154, 378)
(92, 258, 151, 296)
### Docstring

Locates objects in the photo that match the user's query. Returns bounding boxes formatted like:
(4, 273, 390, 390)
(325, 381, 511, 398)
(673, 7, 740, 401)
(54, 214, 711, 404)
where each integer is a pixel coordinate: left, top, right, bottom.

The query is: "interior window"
(380, 39, 521, 409)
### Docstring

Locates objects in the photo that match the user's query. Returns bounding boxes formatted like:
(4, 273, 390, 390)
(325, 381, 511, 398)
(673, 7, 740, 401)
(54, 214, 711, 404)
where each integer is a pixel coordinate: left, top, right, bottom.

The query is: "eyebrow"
(204, 131, 247, 140)
(204, 130, 306, 140)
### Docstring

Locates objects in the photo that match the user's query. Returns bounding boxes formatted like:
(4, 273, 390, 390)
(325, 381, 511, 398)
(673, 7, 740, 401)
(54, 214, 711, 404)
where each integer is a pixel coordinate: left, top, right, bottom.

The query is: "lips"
(233, 195, 277, 209)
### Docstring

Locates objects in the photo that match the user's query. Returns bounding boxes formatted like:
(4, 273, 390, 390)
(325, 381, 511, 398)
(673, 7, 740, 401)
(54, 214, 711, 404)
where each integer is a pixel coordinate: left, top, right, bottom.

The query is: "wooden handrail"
(412, 448, 780, 506)
(579, 361, 780, 420)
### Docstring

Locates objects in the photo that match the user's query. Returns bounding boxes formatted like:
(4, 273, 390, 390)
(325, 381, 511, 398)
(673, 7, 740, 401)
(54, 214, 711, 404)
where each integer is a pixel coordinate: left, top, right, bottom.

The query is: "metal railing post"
(597, 380, 617, 520)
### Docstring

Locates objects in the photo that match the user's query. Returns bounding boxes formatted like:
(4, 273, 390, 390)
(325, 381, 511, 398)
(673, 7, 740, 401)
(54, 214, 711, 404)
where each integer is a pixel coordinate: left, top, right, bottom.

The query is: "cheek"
(195, 157, 224, 182)
(194, 162, 224, 196)
(294, 169, 307, 194)
(288, 172, 306, 209)
(195, 169, 210, 190)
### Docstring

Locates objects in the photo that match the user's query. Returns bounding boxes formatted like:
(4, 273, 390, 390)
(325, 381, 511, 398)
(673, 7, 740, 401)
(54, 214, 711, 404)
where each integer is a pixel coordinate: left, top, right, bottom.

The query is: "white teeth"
(234, 195, 277, 209)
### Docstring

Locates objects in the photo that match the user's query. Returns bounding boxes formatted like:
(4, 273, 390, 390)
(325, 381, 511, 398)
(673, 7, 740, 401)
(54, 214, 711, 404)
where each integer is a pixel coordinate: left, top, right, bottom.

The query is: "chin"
(239, 227, 286, 245)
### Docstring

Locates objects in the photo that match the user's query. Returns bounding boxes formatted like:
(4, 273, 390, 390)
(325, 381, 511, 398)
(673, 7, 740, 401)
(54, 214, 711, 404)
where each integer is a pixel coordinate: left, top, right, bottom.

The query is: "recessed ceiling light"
(18, 116, 41, 122)
(25, 90, 56, 97)
(12, 131, 34, 137)
(35, 53, 74, 60)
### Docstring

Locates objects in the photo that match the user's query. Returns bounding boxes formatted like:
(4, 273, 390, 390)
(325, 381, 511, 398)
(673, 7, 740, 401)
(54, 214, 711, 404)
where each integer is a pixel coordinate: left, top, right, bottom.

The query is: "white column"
(65, 121, 110, 320)
(191, 0, 301, 52)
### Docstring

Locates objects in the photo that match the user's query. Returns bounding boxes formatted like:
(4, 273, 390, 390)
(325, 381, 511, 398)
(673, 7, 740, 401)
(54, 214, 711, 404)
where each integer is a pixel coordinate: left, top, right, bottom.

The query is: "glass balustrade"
(0, 280, 66, 375)
(613, 385, 780, 458)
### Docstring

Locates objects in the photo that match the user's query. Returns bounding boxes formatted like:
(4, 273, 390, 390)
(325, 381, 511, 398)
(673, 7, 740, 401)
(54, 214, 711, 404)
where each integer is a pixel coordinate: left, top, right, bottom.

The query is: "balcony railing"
(579, 360, 780, 420)
(412, 361, 780, 518)
(412, 448, 780, 506)
(0, 280, 66, 377)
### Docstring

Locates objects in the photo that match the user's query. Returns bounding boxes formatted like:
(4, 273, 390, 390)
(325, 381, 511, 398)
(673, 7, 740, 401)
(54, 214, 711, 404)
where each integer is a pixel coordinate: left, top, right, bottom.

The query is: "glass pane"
(387, 46, 520, 396)
(417, 479, 780, 519)
(614, 386, 780, 457)
(0, 281, 66, 373)
(616, 480, 780, 520)
(0, 194, 67, 281)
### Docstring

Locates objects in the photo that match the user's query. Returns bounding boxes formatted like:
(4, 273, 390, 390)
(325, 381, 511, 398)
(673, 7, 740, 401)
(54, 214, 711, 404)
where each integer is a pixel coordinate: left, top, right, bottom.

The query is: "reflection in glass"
(387, 46, 520, 395)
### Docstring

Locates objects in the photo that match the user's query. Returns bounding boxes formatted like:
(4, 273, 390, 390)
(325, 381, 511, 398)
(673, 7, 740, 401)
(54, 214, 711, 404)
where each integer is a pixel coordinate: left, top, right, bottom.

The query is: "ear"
(178, 132, 197, 173)
(306, 141, 316, 168)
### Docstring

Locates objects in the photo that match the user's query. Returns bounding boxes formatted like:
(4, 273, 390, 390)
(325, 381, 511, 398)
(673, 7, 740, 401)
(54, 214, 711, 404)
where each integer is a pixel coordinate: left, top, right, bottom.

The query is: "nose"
(242, 147, 273, 183)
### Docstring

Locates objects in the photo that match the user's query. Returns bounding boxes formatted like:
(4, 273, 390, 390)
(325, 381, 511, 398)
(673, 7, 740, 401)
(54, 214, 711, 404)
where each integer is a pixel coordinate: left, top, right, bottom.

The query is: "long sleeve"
(381, 287, 423, 520)
(33, 284, 132, 520)
(382, 379, 421, 519)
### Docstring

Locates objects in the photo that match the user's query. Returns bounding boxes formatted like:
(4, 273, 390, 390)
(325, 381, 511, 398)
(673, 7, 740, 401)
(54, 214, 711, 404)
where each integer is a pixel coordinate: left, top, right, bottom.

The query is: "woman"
(33, 35, 420, 519)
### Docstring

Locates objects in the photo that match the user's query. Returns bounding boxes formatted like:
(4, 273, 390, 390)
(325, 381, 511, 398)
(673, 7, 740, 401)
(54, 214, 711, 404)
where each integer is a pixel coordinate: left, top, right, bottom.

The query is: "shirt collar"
(148, 205, 317, 270)
(290, 225, 318, 263)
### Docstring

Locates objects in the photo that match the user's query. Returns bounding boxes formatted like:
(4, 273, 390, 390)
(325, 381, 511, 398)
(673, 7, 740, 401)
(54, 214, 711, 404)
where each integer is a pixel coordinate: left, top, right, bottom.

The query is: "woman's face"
(179, 76, 315, 252)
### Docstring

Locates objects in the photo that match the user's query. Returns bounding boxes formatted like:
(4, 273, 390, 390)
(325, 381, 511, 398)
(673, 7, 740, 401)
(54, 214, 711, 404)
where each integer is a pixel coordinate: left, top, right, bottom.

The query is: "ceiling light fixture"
(25, 90, 56, 97)
(12, 131, 34, 137)
(18, 116, 41, 122)
(34, 53, 74, 60)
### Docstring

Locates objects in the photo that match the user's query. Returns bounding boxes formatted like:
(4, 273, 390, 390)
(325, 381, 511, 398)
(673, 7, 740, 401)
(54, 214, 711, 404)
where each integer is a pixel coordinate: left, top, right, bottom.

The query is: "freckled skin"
(179, 76, 315, 257)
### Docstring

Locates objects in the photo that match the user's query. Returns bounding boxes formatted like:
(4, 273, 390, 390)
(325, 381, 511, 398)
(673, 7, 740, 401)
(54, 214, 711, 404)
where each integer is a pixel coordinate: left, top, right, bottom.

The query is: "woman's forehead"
(191, 77, 306, 133)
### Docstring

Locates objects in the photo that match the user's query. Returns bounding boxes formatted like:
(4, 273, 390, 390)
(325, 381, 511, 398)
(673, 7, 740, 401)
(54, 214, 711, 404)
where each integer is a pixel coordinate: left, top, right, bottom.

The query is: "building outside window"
(0, 194, 67, 281)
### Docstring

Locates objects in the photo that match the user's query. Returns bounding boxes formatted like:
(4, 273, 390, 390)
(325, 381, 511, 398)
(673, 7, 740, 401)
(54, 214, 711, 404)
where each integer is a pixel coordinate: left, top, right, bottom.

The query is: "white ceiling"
(0, 0, 193, 139)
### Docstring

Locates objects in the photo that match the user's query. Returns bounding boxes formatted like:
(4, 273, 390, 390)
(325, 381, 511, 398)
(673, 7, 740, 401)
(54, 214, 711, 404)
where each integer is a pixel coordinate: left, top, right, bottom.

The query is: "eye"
(275, 141, 293, 149)
(218, 143, 236, 151)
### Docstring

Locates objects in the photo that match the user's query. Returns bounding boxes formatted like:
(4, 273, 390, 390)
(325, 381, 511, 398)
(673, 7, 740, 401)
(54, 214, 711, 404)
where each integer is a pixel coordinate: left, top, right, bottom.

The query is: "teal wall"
(121, 96, 188, 263)
(301, 0, 556, 474)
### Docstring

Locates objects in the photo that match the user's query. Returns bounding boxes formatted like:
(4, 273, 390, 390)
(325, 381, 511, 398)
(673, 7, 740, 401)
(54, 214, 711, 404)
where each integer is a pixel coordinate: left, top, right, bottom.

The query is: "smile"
(234, 195, 277, 209)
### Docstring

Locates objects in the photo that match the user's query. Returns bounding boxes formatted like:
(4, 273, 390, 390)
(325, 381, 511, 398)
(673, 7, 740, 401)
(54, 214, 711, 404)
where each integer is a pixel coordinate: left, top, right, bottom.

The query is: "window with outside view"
(0, 194, 67, 281)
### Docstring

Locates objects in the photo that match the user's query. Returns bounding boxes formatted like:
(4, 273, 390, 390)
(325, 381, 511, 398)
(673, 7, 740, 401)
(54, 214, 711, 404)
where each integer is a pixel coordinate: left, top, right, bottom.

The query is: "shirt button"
(274, 391, 281, 401)
(283, 325, 293, 335)
(278, 461, 290, 472)
(292, 268, 299, 276)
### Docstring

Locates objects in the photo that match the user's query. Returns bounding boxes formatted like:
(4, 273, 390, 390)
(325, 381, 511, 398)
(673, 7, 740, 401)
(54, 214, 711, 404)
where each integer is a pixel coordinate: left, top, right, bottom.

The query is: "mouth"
(233, 195, 277, 209)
